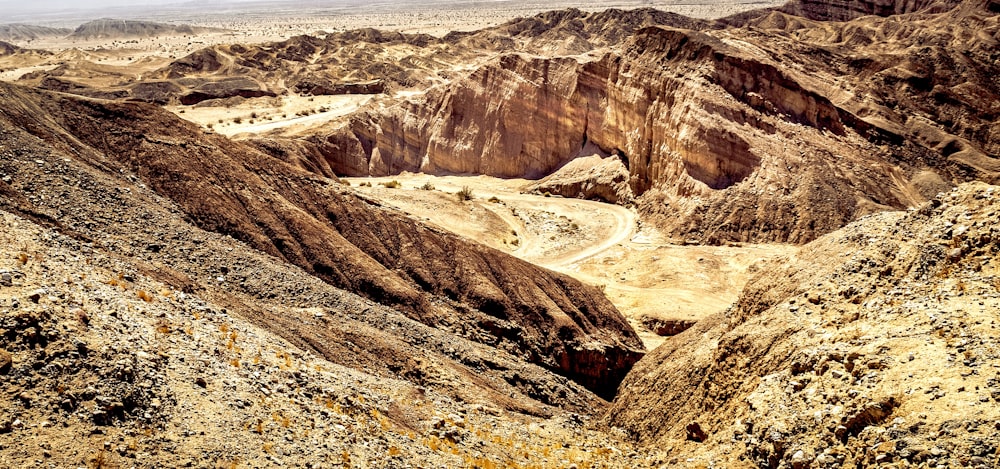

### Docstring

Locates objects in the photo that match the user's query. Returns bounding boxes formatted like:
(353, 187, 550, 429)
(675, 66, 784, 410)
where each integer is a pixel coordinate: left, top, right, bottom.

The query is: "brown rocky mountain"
(0, 81, 642, 405)
(0, 209, 638, 467)
(17, 8, 715, 106)
(604, 182, 1000, 467)
(776, 0, 971, 21)
(313, 0, 998, 243)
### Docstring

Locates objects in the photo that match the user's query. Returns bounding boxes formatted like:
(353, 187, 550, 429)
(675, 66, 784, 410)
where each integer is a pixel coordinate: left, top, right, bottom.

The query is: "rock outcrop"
(527, 144, 634, 204)
(0, 81, 643, 404)
(604, 182, 1000, 467)
(322, 0, 999, 244)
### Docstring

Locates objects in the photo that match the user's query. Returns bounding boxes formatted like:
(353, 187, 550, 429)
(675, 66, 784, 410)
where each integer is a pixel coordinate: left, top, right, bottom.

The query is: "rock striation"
(67, 18, 226, 40)
(322, 0, 999, 244)
(777, 0, 966, 21)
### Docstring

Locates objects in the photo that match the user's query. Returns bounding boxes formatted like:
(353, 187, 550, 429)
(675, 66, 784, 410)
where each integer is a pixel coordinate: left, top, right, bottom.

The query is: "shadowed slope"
(0, 81, 643, 402)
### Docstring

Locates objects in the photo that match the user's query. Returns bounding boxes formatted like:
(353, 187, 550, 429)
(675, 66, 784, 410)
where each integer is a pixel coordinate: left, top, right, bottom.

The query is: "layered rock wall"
(323, 2, 1000, 243)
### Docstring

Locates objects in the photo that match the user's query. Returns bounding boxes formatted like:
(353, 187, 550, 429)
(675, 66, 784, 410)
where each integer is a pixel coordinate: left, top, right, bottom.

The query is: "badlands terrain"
(1, 0, 999, 467)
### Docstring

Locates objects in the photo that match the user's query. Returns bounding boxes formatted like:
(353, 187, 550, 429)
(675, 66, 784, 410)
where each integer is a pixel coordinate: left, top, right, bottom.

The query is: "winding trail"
(342, 174, 794, 351)
(491, 192, 636, 269)
(374, 176, 637, 269)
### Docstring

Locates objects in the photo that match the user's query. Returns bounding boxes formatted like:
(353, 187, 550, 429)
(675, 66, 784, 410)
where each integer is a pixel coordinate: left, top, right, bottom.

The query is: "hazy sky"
(0, 0, 296, 20)
(2, 0, 185, 8)
(2, 0, 246, 5)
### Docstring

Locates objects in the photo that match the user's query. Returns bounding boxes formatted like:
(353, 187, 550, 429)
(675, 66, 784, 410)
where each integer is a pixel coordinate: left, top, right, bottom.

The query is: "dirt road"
(343, 174, 796, 349)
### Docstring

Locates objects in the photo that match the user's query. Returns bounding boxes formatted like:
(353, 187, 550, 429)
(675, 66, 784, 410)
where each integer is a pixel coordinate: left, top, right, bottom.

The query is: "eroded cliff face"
(776, 0, 965, 21)
(320, 30, 907, 243)
(322, 1, 999, 243)
(340, 55, 589, 179)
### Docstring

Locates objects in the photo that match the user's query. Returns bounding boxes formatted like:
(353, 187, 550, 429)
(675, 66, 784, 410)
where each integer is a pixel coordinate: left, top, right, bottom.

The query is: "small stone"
(791, 450, 811, 469)
(28, 289, 45, 303)
(685, 422, 707, 442)
(947, 248, 963, 260)
(194, 377, 207, 388)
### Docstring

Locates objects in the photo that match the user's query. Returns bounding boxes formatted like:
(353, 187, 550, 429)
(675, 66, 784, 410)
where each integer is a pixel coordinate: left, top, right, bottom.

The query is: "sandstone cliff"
(321, 1, 998, 243)
(603, 182, 1000, 467)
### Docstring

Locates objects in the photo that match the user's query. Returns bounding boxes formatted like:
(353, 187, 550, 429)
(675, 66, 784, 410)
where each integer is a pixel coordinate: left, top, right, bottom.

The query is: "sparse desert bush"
(488, 196, 501, 203)
(359, 182, 372, 187)
(137, 290, 154, 302)
(380, 180, 401, 189)
(233, 117, 242, 124)
(419, 182, 435, 190)
(457, 186, 474, 202)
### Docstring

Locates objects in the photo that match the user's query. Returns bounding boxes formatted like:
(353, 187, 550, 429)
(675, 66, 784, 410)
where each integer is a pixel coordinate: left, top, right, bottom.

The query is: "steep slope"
(0, 81, 643, 404)
(604, 182, 1000, 468)
(321, 0, 998, 243)
(0, 197, 639, 468)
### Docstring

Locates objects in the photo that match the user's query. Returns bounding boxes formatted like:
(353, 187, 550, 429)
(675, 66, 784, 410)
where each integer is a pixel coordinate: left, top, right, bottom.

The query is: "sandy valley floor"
(344, 174, 797, 349)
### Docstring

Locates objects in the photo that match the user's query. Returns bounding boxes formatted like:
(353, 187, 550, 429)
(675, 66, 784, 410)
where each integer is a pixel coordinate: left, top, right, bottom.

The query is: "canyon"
(0, 0, 998, 467)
